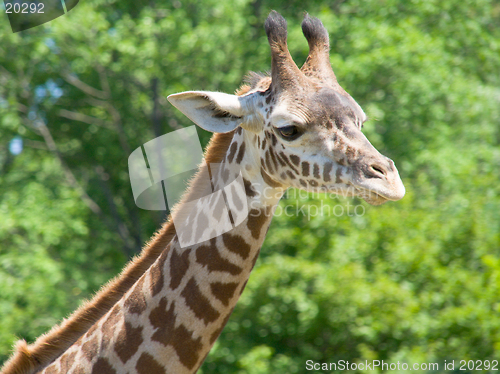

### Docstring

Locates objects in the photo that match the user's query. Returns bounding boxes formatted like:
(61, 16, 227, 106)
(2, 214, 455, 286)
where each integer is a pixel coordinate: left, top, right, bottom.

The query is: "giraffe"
(1, 11, 405, 374)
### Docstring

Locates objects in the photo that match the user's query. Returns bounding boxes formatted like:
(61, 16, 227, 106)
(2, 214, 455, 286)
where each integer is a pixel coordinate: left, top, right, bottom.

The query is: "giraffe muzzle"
(354, 155, 406, 205)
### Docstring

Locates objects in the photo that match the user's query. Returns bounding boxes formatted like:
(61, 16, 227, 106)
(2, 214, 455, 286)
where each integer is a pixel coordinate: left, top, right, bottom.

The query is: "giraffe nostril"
(369, 164, 387, 178)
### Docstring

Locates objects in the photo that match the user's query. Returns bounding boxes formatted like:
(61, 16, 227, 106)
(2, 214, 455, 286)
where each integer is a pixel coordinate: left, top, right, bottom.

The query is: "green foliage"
(1, 0, 499, 371)
(0, 154, 125, 356)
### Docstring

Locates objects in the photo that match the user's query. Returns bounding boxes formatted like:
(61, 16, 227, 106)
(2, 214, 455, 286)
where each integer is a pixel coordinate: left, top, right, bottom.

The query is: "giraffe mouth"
(322, 177, 404, 205)
(353, 177, 406, 205)
(315, 183, 395, 206)
(357, 189, 392, 206)
(333, 184, 394, 206)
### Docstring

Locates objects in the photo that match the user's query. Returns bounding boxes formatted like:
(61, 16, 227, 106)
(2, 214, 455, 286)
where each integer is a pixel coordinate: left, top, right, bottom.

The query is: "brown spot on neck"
(82, 334, 99, 363)
(59, 350, 77, 373)
(209, 282, 239, 306)
(222, 233, 251, 259)
(181, 277, 220, 324)
(149, 299, 203, 370)
(101, 306, 122, 350)
(169, 249, 191, 290)
(124, 276, 147, 315)
(150, 248, 169, 297)
(196, 239, 244, 275)
(136, 353, 165, 374)
(243, 178, 257, 197)
(91, 358, 117, 374)
(115, 323, 143, 364)
(247, 206, 273, 240)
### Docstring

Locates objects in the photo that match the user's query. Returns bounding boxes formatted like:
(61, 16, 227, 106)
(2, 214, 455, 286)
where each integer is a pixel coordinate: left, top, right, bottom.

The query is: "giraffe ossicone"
(1, 10, 404, 374)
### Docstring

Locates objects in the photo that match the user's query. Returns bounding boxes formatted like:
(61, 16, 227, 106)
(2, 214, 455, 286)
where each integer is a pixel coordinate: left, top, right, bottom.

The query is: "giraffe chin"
(362, 193, 390, 206)
(319, 185, 389, 205)
(353, 188, 393, 206)
(352, 171, 406, 205)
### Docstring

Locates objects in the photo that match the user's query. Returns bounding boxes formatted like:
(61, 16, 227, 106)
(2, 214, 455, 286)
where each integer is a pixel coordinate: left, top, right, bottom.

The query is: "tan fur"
(0, 131, 236, 374)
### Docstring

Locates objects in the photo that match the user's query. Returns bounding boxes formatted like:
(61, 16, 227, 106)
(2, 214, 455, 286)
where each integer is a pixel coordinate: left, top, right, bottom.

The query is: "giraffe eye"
(277, 125, 301, 141)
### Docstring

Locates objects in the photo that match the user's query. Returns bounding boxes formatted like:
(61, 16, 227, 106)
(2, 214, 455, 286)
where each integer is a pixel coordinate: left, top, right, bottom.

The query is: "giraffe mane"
(0, 111, 241, 374)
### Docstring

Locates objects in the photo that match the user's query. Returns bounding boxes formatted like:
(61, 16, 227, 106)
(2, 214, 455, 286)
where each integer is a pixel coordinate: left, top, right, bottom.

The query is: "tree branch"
(151, 77, 163, 138)
(84, 97, 131, 155)
(36, 119, 102, 215)
(58, 109, 114, 129)
(95, 165, 138, 257)
(96, 64, 111, 98)
(62, 72, 109, 100)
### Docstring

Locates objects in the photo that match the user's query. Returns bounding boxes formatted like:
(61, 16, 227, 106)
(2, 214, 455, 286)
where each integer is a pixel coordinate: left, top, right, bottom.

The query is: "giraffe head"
(168, 11, 404, 206)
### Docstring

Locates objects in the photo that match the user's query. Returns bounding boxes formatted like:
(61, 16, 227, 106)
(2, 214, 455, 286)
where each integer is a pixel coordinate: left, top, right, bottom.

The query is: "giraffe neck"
(0, 133, 235, 374)
(42, 129, 286, 374)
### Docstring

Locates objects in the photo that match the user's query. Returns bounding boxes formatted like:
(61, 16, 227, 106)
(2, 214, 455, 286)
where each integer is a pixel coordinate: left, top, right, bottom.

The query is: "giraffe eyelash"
(274, 124, 304, 141)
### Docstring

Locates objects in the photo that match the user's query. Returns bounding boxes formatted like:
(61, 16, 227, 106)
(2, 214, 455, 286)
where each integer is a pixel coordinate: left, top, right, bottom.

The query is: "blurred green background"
(1, 0, 499, 372)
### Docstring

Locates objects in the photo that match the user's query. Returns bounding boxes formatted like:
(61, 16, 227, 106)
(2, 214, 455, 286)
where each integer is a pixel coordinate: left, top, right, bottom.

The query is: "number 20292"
(6, 2, 45, 13)
(459, 360, 498, 371)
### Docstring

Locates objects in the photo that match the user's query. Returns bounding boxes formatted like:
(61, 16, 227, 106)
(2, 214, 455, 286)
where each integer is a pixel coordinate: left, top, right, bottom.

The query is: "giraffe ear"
(167, 91, 263, 134)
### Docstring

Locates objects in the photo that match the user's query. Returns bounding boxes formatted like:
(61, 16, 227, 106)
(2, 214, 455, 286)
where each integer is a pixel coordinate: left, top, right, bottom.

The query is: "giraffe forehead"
(259, 85, 364, 129)
(305, 88, 365, 125)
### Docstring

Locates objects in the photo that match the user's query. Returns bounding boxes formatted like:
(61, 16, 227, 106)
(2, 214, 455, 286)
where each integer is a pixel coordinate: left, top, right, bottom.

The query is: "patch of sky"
(9, 137, 23, 155)
(35, 86, 47, 101)
(35, 79, 63, 104)
(44, 37, 60, 54)
(0, 97, 7, 109)
(46, 79, 63, 99)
